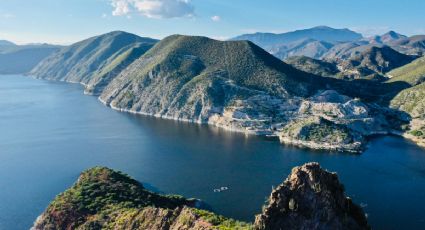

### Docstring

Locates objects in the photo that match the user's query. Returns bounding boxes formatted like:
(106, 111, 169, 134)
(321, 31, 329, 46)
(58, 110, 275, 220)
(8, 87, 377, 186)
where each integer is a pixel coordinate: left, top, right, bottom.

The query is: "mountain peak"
(312, 25, 333, 30)
(0, 40, 16, 46)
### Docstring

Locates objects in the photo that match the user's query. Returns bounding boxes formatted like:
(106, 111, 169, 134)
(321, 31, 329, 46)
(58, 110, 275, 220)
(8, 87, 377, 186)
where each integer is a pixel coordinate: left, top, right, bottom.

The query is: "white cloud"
(111, 0, 131, 16)
(110, 0, 194, 19)
(211, 15, 220, 22)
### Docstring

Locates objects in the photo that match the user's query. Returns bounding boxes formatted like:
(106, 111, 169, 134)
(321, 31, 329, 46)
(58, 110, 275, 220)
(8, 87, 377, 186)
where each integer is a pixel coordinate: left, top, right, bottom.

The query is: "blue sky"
(0, 0, 424, 44)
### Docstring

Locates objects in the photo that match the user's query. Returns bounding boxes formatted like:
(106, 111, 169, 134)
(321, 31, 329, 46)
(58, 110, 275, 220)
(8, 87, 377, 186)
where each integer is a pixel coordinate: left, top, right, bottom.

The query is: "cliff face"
(255, 163, 369, 230)
(32, 163, 368, 230)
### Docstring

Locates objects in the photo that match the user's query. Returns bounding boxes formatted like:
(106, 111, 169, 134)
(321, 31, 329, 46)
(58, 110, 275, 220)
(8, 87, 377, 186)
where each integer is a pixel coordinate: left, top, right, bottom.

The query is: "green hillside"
(387, 56, 425, 86)
(30, 31, 157, 93)
(100, 35, 329, 121)
(285, 56, 339, 78)
(32, 167, 249, 230)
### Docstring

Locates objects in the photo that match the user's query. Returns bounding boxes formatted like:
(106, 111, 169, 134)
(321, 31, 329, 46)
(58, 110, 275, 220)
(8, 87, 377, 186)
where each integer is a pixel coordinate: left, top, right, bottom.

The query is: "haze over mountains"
(0, 41, 60, 74)
(232, 26, 424, 80)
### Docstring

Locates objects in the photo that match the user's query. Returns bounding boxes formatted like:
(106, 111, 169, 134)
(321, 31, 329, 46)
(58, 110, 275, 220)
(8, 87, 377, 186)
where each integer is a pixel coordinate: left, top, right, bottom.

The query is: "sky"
(0, 0, 424, 45)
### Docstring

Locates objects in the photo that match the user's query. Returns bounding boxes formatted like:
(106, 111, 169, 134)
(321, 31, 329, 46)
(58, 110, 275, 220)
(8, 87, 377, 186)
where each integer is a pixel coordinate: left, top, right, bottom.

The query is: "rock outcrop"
(32, 163, 369, 230)
(31, 167, 249, 230)
(255, 163, 369, 230)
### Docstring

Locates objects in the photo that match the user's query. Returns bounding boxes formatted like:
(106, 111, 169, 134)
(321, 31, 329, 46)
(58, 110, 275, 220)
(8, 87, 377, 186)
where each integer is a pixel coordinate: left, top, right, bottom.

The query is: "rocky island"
(32, 163, 369, 230)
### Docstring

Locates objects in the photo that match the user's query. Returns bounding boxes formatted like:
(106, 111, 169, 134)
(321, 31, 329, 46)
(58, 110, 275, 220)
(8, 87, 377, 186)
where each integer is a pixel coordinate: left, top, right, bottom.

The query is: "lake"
(1, 74, 425, 230)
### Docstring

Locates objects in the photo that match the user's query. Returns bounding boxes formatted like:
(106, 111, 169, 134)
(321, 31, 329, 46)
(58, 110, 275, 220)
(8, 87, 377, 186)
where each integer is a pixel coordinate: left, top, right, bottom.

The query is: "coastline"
(26, 75, 425, 153)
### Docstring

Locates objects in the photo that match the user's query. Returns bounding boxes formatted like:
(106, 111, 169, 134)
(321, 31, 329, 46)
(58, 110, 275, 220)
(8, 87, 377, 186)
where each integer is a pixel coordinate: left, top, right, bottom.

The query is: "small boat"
(213, 186, 229, 192)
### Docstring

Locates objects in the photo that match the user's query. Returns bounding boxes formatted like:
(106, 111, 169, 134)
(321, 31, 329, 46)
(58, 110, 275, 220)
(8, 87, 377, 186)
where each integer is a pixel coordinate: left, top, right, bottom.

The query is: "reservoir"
(1, 75, 424, 229)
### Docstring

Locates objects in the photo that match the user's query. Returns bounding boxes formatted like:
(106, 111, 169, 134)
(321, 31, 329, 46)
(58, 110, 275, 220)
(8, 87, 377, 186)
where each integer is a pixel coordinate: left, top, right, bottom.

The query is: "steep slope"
(255, 162, 369, 230)
(285, 56, 339, 78)
(33, 163, 368, 230)
(387, 56, 425, 85)
(97, 35, 395, 152)
(100, 35, 324, 118)
(366, 31, 407, 44)
(30, 31, 157, 94)
(388, 57, 425, 146)
(389, 35, 425, 55)
(322, 42, 378, 61)
(334, 46, 416, 80)
(272, 39, 334, 59)
(0, 45, 59, 74)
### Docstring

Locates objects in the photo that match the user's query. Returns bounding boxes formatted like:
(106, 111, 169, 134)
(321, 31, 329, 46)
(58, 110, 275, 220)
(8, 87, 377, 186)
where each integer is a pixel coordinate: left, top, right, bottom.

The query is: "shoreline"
(25, 74, 425, 153)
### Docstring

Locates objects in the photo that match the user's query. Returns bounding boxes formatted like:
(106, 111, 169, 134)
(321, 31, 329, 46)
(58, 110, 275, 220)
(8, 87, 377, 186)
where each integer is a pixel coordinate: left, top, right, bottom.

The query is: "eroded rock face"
(254, 162, 369, 230)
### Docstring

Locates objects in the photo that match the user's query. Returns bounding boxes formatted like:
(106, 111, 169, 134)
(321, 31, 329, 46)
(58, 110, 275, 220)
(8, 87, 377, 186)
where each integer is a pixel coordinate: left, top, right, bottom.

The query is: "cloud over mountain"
(111, 0, 194, 18)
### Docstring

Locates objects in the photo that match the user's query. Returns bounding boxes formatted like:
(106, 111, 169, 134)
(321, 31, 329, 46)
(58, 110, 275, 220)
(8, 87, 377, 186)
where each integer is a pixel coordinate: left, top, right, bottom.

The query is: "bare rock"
(254, 162, 369, 230)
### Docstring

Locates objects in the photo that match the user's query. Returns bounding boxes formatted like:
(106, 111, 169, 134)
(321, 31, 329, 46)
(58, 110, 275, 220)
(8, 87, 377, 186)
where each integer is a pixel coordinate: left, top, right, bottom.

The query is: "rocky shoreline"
(32, 163, 370, 230)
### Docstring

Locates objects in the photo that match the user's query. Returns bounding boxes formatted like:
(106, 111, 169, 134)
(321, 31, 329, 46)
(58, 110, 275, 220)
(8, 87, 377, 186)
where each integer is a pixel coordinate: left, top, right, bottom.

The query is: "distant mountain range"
(232, 27, 424, 80)
(0, 41, 60, 74)
(232, 26, 362, 47)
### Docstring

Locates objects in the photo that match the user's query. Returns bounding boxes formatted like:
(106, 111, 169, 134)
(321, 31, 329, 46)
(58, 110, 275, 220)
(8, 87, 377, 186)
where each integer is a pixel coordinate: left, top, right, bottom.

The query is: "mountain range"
(30, 31, 158, 95)
(11, 26, 422, 152)
(0, 41, 60, 74)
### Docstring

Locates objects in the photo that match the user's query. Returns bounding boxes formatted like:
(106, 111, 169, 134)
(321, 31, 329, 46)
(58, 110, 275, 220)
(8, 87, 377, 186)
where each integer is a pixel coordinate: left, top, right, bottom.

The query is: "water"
(1, 74, 425, 230)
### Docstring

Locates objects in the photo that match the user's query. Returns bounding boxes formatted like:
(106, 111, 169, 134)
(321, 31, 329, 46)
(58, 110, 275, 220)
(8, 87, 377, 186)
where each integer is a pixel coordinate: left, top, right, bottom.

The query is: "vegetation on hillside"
(34, 167, 250, 230)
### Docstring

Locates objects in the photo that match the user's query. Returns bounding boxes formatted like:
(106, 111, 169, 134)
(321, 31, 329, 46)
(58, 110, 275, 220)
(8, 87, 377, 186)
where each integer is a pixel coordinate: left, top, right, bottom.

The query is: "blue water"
(1, 75, 425, 230)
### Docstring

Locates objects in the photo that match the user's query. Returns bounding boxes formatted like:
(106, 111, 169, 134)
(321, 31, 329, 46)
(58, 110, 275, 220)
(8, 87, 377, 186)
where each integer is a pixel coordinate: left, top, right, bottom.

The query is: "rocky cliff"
(32, 163, 369, 230)
(254, 163, 370, 230)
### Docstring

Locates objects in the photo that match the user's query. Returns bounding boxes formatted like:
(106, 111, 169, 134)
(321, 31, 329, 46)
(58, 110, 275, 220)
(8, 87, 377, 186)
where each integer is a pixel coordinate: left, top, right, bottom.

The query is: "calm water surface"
(1, 75, 425, 230)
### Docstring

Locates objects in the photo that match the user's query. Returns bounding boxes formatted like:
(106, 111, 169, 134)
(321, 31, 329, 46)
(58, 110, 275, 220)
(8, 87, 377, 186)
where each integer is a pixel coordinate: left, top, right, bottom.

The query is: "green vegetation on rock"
(387, 56, 425, 86)
(32, 167, 251, 230)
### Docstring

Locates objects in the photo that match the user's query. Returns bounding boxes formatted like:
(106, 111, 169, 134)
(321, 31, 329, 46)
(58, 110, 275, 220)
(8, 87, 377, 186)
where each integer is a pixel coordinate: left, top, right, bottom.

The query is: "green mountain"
(286, 46, 416, 81)
(330, 46, 417, 80)
(285, 56, 339, 78)
(31, 31, 158, 95)
(388, 56, 425, 117)
(32, 164, 368, 230)
(99, 34, 325, 117)
(387, 56, 425, 85)
(385, 57, 425, 146)
(31, 32, 412, 152)
(0, 44, 59, 74)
